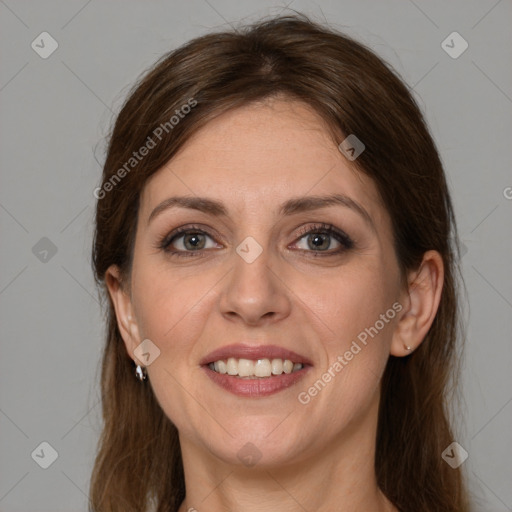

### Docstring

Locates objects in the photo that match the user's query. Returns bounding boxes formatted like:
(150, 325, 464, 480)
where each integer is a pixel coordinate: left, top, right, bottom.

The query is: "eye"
(158, 225, 220, 257)
(291, 223, 354, 255)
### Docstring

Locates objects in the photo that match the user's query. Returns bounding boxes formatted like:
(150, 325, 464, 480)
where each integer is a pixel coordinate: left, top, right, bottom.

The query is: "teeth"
(271, 358, 283, 375)
(238, 358, 254, 377)
(216, 360, 227, 374)
(254, 358, 271, 377)
(208, 357, 304, 378)
(283, 360, 293, 374)
(226, 357, 238, 376)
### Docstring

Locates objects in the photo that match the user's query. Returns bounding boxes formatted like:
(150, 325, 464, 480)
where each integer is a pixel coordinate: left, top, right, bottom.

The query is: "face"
(113, 99, 407, 467)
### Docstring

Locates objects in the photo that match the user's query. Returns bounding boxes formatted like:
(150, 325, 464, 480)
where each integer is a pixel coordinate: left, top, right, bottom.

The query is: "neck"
(176, 392, 395, 512)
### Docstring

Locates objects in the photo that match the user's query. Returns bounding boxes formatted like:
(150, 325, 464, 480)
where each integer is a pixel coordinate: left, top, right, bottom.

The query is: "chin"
(196, 420, 311, 468)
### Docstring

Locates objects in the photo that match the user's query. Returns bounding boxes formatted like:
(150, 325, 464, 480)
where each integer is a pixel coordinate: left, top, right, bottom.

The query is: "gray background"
(0, 1, 511, 511)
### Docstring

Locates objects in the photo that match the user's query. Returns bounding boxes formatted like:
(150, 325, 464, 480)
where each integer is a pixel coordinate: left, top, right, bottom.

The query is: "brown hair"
(91, 13, 468, 512)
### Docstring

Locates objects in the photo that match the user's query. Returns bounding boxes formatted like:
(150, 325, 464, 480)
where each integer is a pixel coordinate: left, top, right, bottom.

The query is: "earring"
(404, 345, 412, 352)
(135, 364, 147, 381)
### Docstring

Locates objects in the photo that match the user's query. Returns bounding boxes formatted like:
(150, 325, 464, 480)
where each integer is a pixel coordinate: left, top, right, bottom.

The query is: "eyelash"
(156, 223, 354, 258)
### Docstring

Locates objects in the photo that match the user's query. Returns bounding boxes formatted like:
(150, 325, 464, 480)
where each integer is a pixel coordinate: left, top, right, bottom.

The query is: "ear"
(391, 250, 444, 357)
(105, 264, 141, 361)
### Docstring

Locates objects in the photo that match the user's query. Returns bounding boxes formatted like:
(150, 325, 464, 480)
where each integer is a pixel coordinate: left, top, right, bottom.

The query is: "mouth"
(200, 344, 312, 397)
(207, 357, 304, 378)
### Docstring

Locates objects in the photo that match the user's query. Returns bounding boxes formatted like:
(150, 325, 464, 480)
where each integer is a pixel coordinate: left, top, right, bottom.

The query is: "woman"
(90, 13, 469, 512)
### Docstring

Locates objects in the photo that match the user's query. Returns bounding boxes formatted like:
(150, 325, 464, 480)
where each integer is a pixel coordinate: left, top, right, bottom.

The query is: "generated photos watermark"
(94, 97, 197, 200)
(297, 301, 403, 404)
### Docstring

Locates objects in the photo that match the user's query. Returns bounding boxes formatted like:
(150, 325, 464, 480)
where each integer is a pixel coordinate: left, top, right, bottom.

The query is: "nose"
(218, 245, 292, 327)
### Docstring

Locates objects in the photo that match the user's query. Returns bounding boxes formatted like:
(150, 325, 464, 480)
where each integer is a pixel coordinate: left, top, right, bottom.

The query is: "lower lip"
(201, 365, 311, 397)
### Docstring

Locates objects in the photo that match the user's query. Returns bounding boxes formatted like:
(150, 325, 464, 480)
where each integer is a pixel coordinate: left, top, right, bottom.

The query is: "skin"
(106, 98, 444, 512)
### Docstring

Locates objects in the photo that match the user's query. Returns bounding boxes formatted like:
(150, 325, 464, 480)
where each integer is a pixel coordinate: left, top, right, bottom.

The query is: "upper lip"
(200, 343, 313, 366)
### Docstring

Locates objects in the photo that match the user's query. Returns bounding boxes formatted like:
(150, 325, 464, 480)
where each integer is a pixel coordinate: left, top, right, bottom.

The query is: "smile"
(208, 357, 303, 378)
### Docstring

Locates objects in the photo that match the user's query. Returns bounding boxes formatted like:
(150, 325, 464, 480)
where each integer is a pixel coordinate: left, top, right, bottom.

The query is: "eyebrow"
(147, 194, 375, 230)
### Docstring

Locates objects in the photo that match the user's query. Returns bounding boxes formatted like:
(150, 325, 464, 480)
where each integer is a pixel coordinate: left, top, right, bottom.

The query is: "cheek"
(130, 266, 219, 432)
(131, 264, 211, 353)
(299, 262, 397, 403)
(302, 260, 397, 347)
(130, 230, 208, 325)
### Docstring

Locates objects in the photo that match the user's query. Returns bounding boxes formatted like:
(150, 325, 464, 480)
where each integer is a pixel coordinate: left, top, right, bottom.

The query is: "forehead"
(140, 99, 384, 221)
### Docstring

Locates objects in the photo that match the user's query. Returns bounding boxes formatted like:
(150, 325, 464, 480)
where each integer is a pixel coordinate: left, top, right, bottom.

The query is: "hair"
(90, 13, 468, 512)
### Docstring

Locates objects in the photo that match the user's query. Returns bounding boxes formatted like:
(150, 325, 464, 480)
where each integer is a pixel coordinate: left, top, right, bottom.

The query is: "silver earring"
(135, 364, 147, 381)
